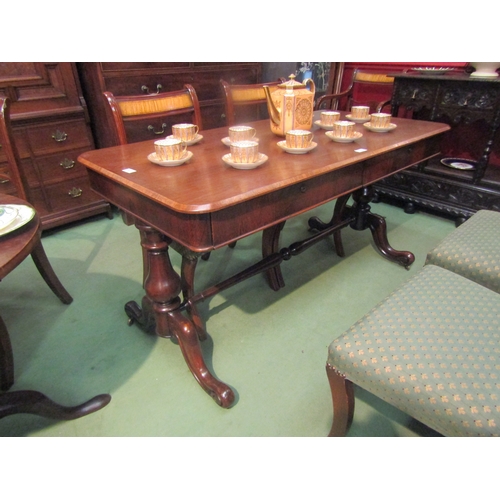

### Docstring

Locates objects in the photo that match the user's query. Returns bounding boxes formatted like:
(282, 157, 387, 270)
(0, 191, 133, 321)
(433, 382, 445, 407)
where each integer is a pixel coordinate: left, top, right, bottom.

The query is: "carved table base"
(124, 187, 414, 407)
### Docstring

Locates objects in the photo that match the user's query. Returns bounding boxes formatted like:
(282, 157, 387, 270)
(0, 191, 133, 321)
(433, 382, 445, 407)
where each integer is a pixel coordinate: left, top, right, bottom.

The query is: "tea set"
(148, 75, 396, 169)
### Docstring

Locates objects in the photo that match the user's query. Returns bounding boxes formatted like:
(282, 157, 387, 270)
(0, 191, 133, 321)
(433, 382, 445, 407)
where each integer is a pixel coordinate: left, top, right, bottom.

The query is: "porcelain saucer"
(222, 153, 268, 169)
(326, 131, 363, 143)
(345, 114, 370, 124)
(148, 150, 193, 167)
(363, 122, 397, 133)
(222, 137, 259, 147)
(314, 120, 335, 130)
(0, 205, 19, 231)
(166, 134, 203, 146)
(277, 141, 317, 154)
(0, 204, 35, 237)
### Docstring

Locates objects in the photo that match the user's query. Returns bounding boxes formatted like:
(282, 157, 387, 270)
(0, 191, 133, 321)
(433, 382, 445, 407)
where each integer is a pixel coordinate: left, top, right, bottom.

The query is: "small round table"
(0, 193, 110, 420)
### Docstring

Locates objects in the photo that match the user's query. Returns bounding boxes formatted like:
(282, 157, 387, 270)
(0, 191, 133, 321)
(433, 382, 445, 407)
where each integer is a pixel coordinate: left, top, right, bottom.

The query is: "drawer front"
(34, 146, 93, 183)
(25, 119, 92, 156)
(103, 72, 193, 97)
(363, 137, 442, 185)
(45, 176, 101, 212)
(0, 163, 17, 195)
(211, 165, 364, 247)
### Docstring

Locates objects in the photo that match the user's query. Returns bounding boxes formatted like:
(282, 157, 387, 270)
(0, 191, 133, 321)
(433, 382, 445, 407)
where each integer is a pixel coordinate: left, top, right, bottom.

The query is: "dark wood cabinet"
(0, 63, 111, 229)
(77, 62, 262, 149)
(374, 73, 500, 225)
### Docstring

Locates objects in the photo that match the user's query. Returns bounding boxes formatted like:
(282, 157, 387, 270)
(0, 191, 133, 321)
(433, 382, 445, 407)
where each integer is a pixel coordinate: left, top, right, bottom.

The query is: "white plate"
(345, 114, 370, 124)
(412, 67, 454, 75)
(277, 141, 317, 154)
(147, 150, 193, 167)
(222, 153, 268, 169)
(0, 204, 36, 237)
(441, 157, 476, 170)
(166, 134, 203, 146)
(363, 122, 397, 133)
(314, 120, 335, 130)
(221, 136, 259, 147)
(325, 131, 363, 143)
(0, 205, 19, 231)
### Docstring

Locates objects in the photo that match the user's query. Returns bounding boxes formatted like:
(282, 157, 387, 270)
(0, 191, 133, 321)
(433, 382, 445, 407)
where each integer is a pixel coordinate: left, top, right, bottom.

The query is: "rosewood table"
(0, 193, 111, 420)
(79, 112, 450, 408)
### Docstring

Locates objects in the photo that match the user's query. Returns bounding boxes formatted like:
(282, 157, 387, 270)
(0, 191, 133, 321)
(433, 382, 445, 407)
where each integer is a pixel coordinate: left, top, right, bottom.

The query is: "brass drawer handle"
(0, 177, 10, 184)
(60, 158, 75, 169)
(52, 130, 68, 142)
(141, 84, 163, 94)
(147, 123, 167, 135)
(68, 187, 82, 198)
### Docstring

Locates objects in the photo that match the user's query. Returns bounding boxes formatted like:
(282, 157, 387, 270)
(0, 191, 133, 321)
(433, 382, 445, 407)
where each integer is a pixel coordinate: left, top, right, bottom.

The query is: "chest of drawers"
(374, 73, 500, 225)
(0, 63, 111, 229)
(77, 62, 262, 149)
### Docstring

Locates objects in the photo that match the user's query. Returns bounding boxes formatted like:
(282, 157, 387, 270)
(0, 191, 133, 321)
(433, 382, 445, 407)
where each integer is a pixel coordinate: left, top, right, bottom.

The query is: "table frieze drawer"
(211, 165, 364, 247)
(363, 137, 442, 185)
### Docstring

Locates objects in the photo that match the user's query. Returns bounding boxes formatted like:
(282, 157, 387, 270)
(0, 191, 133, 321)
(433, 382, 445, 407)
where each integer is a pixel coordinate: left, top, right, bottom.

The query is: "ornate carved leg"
(0, 315, 14, 392)
(262, 222, 286, 291)
(30, 241, 73, 305)
(326, 364, 354, 437)
(0, 390, 111, 420)
(351, 187, 415, 269)
(308, 194, 351, 257)
(133, 222, 235, 408)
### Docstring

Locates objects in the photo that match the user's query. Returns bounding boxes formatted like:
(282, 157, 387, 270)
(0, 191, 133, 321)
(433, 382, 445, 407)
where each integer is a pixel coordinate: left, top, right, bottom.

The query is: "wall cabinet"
(77, 63, 262, 149)
(0, 62, 111, 229)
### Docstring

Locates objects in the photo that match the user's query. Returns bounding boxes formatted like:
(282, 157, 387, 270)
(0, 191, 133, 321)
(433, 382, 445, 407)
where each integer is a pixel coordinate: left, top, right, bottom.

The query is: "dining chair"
(315, 69, 394, 113)
(220, 78, 285, 126)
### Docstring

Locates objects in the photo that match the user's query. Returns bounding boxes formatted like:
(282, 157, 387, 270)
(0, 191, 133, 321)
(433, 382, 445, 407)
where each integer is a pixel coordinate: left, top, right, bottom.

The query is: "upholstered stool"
(425, 209, 500, 293)
(326, 264, 500, 437)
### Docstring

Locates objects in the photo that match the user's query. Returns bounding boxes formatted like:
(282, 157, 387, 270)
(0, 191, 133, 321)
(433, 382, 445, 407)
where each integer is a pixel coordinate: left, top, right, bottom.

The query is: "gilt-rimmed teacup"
(320, 111, 340, 126)
(286, 130, 314, 149)
(228, 125, 256, 143)
(369, 113, 391, 129)
(332, 120, 356, 139)
(172, 123, 199, 142)
(230, 140, 259, 163)
(154, 138, 187, 161)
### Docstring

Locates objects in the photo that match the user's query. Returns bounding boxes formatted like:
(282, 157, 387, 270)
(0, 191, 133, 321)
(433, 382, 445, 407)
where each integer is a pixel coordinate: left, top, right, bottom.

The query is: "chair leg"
(0, 390, 111, 420)
(30, 241, 73, 304)
(326, 364, 355, 437)
(0, 315, 14, 392)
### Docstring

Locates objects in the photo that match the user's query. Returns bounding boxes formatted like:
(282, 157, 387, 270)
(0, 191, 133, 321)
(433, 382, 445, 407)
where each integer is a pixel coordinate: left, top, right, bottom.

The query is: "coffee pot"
(263, 74, 316, 136)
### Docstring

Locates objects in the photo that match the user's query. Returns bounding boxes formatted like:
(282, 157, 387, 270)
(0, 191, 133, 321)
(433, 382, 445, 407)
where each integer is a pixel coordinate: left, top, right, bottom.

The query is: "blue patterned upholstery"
(327, 264, 500, 437)
(425, 210, 500, 293)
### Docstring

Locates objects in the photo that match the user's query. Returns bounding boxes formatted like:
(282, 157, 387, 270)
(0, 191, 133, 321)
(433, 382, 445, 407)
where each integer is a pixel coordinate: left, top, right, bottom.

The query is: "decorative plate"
(277, 141, 317, 154)
(0, 205, 19, 231)
(0, 204, 36, 237)
(166, 134, 203, 146)
(411, 67, 454, 75)
(325, 131, 363, 143)
(441, 157, 476, 170)
(363, 122, 397, 133)
(147, 151, 193, 167)
(222, 153, 268, 169)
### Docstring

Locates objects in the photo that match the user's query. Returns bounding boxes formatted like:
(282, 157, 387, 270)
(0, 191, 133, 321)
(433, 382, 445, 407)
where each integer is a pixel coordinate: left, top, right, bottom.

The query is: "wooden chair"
(103, 84, 203, 145)
(220, 78, 285, 126)
(316, 69, 394, 113)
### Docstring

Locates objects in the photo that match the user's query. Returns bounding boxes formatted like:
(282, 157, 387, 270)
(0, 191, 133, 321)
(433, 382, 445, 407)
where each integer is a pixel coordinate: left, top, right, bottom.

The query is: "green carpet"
(0, 201, 456, 437)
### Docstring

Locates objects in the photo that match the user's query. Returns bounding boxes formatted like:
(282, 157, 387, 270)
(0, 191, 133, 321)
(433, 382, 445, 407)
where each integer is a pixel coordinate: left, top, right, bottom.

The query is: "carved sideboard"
(374, 73, 500, 225)
(0, 63, 111, 229)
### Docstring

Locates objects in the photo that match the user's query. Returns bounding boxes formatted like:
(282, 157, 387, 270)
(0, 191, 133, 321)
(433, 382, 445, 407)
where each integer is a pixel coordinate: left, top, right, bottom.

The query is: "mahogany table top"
(79, 112, 450, 216)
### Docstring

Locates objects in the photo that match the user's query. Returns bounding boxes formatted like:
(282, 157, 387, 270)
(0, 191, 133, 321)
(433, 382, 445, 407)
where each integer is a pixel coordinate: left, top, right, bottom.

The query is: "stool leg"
(30, 241, 73, 304)
(326, 364, 354, 437)
(0, 315, 14, 391)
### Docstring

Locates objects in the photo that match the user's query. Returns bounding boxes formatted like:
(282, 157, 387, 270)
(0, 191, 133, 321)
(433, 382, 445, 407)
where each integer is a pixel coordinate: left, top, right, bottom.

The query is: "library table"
(79, 112, 450, 407)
